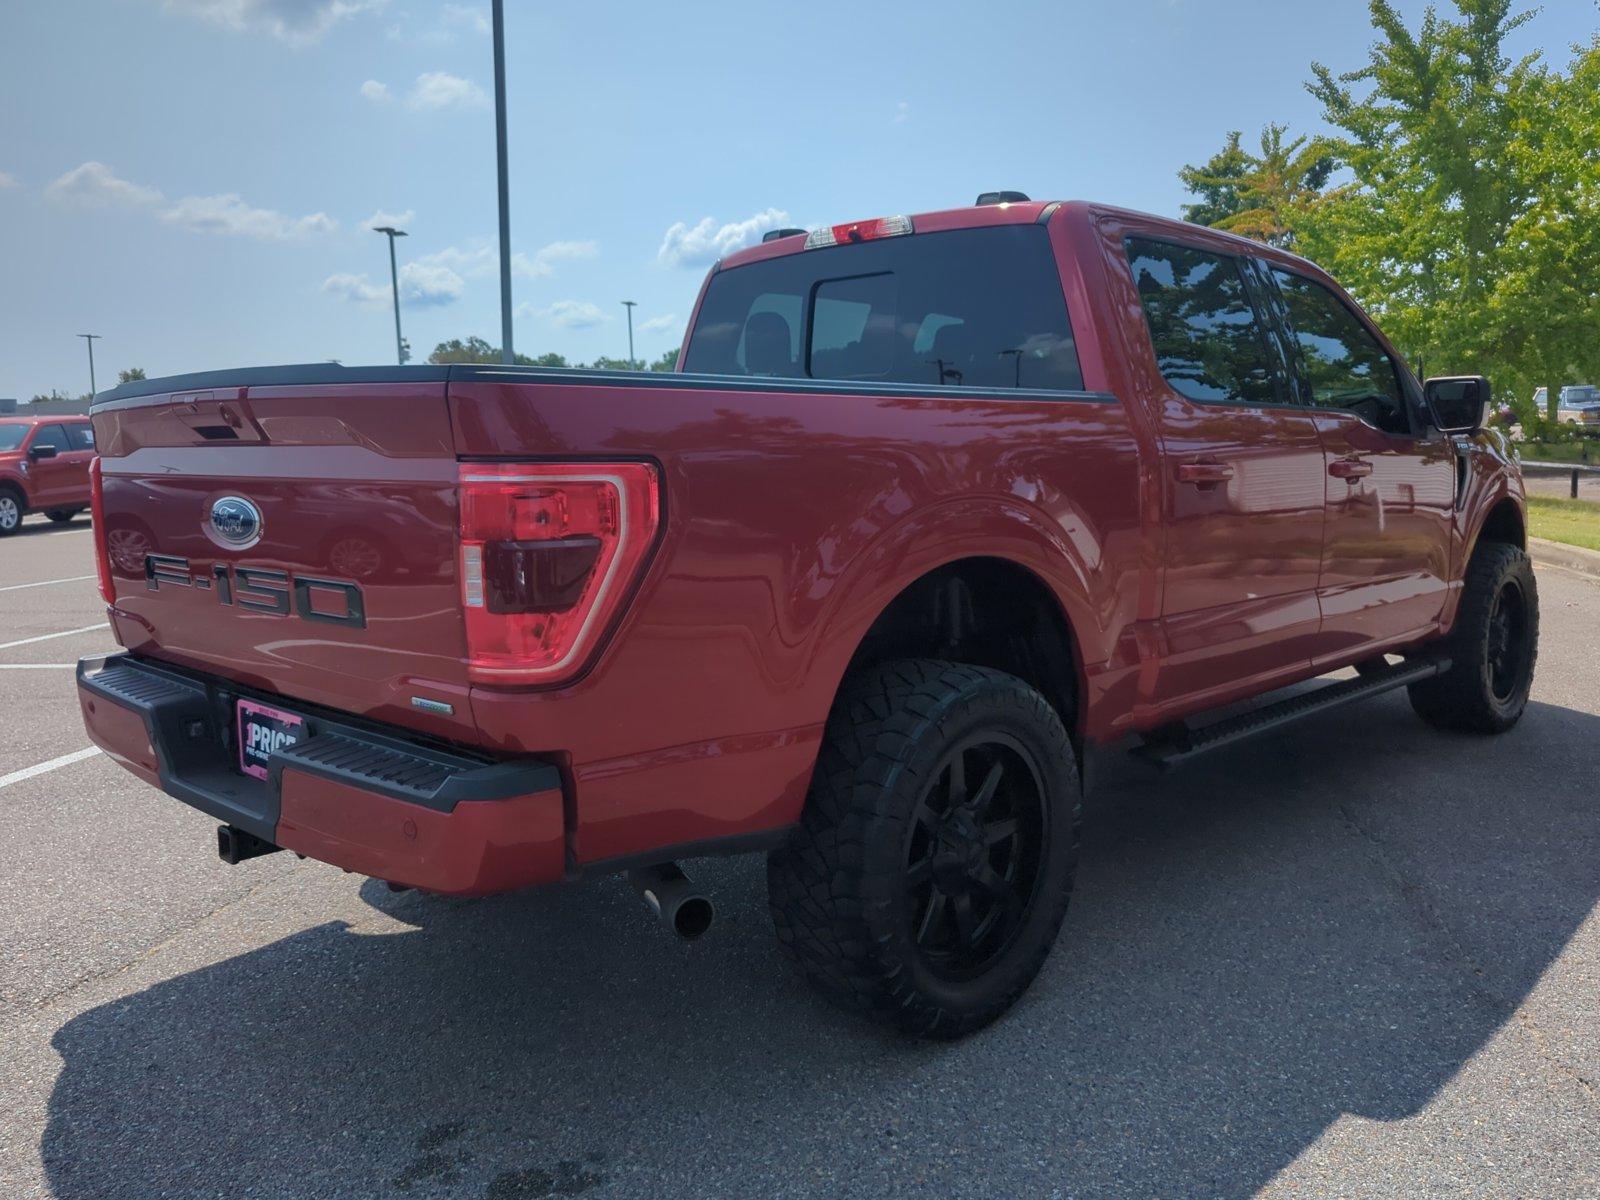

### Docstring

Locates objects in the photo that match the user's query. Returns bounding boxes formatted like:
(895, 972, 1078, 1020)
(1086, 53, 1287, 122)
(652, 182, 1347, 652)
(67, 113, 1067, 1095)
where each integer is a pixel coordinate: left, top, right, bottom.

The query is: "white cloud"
(511, 239, 599, 278)
(360, 79, 391, 102)
(322, 272, 386, 304)
(657, 208, 791, 268)
(640, 313, 678, 333)
(0, 171, 18, 189)
(45, 161, 164, 209)
(163, 193, 338, 239)
(410, 238, 598, 280)
(398, 261, 464, 306)
(538, 300, 609, 329)
(893, 101, 911, 124)
(441, 3, 488, 34)
(161, 0, 384, 43)
(407, 71, 488, 110)
(45, 162, 336, 240)
(322, 261, 464, 307)
(364, 208, 415, 230)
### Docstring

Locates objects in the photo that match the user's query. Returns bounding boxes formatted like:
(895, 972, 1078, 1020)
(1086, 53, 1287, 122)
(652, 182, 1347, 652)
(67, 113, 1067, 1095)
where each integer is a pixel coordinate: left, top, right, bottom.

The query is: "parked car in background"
(1533, 385, 1600, 426)
(0, 414, 96, 534)
(78, 197, 1535, 1036)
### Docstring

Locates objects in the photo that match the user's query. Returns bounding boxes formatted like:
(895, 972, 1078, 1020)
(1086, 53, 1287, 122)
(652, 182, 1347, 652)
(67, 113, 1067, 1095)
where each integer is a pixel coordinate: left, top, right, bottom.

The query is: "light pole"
(491, 0, 514, 364)
(372, 225, 408, 364)
(77, 333, 101, 397)
(621, 300, 637, 369)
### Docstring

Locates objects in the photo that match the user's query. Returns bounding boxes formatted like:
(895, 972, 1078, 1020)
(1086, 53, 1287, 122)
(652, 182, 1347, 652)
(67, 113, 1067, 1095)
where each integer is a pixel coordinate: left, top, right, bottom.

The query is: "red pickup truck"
(0, 414, 97, 534)
(78, 197, 1536, 1036)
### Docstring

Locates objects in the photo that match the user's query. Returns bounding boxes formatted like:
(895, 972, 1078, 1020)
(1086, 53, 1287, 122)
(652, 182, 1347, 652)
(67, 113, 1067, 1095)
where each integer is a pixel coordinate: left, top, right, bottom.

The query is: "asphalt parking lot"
(1, 513, 1596, 1200)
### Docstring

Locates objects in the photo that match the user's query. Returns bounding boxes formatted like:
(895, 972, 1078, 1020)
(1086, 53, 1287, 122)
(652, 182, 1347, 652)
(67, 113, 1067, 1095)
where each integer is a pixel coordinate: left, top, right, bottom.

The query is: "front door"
(1264, 266, 1456, 655)
(1120, 235, 1328, 710)
(26, 423, 77, 507)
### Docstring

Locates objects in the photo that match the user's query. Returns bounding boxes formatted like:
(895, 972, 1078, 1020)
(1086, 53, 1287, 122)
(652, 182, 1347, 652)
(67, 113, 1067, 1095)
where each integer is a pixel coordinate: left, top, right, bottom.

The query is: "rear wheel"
(1409, 542, 1538, 733)
(0, 489, 22, 536)
(767, 659, 1079, 1038)
(46, 508, 80, 524)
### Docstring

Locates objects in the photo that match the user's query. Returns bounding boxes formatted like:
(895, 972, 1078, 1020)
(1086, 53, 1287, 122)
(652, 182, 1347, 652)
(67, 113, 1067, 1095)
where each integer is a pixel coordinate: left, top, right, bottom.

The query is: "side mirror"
(1424, 375, 1490, 434)
(28, 444, 59, 461)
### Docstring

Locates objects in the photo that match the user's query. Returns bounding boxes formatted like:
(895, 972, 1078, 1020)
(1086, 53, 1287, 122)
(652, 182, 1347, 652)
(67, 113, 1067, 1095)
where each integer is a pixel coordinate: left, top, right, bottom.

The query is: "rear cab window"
(684, 226, 1083, 392)
(66, 423, 96, 450)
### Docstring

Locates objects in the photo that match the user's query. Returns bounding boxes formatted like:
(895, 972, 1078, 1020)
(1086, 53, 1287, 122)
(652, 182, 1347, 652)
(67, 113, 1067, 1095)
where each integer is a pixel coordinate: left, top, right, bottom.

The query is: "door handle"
(1176, 461, 1235, 485)
(1328, 457, 1373, 480)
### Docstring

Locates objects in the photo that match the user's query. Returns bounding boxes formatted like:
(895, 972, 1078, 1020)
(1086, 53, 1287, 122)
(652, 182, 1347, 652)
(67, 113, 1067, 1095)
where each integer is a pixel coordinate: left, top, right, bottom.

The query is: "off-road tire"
(1408, 542, 1538, 733)
(767, 659, 1080, 1038)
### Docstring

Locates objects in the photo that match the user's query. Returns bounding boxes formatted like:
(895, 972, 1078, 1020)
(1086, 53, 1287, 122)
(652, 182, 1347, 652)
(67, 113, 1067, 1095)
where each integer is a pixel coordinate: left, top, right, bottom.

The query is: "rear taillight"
(89, 456, 115, 604)
(458, 462, 660, 684)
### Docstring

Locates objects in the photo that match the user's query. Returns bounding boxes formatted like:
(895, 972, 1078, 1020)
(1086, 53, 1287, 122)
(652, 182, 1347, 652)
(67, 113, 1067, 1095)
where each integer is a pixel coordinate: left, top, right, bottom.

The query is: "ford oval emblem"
(210, 496, 263, 546)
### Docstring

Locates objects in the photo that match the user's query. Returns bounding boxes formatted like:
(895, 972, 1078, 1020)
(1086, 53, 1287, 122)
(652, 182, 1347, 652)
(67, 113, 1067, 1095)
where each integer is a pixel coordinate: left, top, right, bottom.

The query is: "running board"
(1132, 657, 1450, 770)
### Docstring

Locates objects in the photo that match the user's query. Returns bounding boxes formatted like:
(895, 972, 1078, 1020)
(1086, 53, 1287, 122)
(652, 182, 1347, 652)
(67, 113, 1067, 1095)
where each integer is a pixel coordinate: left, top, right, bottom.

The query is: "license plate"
(237, 699, 306, 780)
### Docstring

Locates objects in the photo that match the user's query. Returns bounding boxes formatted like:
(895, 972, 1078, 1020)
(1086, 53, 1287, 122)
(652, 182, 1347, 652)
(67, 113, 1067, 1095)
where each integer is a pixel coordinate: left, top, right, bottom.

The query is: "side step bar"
(1133, 657, 1450, 770)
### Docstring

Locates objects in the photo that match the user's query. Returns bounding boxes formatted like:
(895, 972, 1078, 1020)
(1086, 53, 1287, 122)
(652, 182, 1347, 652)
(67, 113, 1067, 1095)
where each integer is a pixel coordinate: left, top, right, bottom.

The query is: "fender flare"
(798, 493, 1111, 726)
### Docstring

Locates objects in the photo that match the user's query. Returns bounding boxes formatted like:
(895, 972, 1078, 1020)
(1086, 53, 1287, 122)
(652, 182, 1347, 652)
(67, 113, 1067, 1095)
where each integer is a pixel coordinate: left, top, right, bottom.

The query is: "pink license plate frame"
(236, 698, 306, 780)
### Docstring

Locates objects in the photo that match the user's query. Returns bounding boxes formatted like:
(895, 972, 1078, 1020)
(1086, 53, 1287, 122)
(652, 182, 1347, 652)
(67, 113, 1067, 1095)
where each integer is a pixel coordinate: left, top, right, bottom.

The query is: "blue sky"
(1, 0, 1595, 400)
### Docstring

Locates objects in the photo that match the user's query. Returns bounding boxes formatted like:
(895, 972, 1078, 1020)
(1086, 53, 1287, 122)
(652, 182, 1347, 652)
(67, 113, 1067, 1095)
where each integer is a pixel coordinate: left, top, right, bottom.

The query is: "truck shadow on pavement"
(41, 695, 1600, 1199)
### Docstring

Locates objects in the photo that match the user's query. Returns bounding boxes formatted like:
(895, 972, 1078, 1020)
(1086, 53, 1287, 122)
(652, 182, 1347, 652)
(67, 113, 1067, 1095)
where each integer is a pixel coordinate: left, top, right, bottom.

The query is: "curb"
(1528, 536, 1600, 580)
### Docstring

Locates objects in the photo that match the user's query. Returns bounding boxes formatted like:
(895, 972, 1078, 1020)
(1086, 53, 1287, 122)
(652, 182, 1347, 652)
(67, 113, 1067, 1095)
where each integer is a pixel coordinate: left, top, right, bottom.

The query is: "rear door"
(1262, 265, 1455, 652)
(58, 421, 97, 502)
(1119, 234, 1328, 707)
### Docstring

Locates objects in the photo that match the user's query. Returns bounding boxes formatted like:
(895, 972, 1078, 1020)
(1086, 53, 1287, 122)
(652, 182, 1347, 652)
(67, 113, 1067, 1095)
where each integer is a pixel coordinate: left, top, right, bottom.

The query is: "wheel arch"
(1471, 494, 1526, 556)
(798, 491, 1114, 749)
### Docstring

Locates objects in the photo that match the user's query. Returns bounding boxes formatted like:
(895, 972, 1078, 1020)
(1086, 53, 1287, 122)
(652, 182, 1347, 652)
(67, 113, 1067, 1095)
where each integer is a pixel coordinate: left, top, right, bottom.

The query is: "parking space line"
(0, 663, 79, 670)
(0, 623, 109, 651)
(0, 574, 97, 593)
(0, 747, 102, 790)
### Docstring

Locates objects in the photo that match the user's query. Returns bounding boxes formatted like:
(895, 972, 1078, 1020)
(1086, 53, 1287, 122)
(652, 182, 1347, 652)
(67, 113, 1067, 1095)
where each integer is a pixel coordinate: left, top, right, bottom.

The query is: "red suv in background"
(0, 415, 97, 534)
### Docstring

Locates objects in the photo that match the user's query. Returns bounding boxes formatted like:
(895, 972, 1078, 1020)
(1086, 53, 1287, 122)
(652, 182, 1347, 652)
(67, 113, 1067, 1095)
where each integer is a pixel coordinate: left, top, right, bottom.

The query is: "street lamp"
(492, 0, 514, 364)
(621, 300, 638, 369)
(77, 333, 101, 397)
(372, 225, 408, 365)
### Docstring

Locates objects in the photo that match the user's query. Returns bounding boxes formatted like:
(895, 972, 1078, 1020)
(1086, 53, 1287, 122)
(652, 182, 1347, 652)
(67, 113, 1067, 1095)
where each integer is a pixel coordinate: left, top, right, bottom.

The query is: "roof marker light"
(803, 214, 914, 250)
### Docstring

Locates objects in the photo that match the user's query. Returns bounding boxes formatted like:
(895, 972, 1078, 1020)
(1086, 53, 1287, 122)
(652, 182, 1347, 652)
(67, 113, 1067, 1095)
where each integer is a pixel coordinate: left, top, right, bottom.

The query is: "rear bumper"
(77, 654, 566, 895)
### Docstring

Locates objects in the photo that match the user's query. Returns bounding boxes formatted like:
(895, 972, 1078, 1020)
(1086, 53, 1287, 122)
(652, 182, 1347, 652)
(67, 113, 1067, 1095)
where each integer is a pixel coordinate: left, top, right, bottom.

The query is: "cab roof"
(717, 197, 1324, 277)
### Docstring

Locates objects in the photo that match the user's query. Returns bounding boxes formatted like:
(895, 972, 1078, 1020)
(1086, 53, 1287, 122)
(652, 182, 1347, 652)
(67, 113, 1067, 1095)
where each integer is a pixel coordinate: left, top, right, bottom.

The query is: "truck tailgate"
(93, 381, 476, 742)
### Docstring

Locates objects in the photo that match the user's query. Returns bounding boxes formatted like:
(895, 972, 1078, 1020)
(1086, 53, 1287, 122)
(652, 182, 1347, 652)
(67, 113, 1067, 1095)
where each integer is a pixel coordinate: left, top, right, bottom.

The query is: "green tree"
(428, 336, 500, 364)
(427, 338, 568, 368)
(1181, 2, 1600, 413)
(1180, 123, 1337, 247)
(1179, 131, 1254, 228)
(1296, 0, 1583, 399)
(648, 348, 680, 372)
(584, 355, 637, 371)
(117, 367, 147, 384)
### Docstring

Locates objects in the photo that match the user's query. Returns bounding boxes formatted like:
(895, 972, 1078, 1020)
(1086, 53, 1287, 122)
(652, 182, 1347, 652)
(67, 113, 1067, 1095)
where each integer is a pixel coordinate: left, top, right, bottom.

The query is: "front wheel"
(767, 660, 1080, 1038)
(1409, 542, 1539, 733)
(0, 489, 22, 536)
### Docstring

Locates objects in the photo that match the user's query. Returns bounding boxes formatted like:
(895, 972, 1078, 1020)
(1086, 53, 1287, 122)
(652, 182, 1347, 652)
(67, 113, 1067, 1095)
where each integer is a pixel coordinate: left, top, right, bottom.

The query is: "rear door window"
(1124, 237, 1283, 406)
(66, 424, 96, 450)
(684, 226, 1083, 391)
